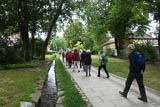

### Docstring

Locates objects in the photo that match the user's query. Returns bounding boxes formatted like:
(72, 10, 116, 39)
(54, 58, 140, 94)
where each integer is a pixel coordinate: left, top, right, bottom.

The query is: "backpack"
(75, 53, 80, 60)
(135, 51, 145, 69)
(84, 53, 91, 65)
(102, 55, 108, 64)
(68, 53, 72, 59)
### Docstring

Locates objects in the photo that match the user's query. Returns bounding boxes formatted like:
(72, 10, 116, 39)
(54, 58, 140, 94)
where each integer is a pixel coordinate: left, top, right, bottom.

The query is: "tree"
(64, 19, 86, 48)
(41, 0, 84, 60)
(0, 0, 54, 61)
(79, 0, 111, 51)
(50, 37, 67, 51)
(145, 0, 160, 53)
(81, 0, 149, 56)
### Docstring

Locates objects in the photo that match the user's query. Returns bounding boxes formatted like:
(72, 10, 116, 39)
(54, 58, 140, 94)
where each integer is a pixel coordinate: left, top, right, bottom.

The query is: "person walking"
(62, 51, 65, 62)
(81, 50, 86, 72)
(67, 50, 73, 68)
(65, 50, 69, 66)
(84, 50, 92, 77)
(72, 49, 80, 72)
(119, 44, 148, 102)
(97, 50, 109, 78)
(79, 50, 82, 68)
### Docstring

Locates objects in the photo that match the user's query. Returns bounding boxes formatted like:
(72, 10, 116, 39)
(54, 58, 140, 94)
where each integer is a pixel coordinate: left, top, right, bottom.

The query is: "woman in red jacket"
(72, 49, 80, 72)
(67, 50, 73, 68)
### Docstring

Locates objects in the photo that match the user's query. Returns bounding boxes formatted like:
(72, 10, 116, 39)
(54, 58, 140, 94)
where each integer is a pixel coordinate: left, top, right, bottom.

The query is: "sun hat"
(127, 44, 135, 50)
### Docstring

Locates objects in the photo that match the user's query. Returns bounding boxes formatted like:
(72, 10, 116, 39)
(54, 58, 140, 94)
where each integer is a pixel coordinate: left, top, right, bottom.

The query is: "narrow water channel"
(38, 60, 57, 107)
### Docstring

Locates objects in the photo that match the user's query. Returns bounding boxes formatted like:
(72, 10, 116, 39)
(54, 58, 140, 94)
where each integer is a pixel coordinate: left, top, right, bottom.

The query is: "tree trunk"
(31, 31, 35, 60)
(157, 6, 160, 57)
(114, 37, 120, 56)
(20, 21, 30, 61)
(158, 20, 160, 54)
(41, 2, 64, 60)
(17, 0, 30, 61)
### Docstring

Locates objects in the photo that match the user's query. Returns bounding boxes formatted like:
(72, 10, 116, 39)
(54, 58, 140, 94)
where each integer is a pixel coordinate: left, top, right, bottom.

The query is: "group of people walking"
(60, 43, 148, 102)
(61, 49, 110, 77)
(61, 49, 92, 77)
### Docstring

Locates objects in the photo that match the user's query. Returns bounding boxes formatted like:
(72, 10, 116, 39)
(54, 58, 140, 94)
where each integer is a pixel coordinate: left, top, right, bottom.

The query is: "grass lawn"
(92, 55, 160, 91)
(0, 60, 49, 107)
(55, 58, 87, 107)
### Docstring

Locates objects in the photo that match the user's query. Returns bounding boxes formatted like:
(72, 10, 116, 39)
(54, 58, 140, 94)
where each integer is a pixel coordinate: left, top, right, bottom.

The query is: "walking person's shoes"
(106, 76, 110, 78)
(89, 74, 91, 76)
(97, 75, 100, 77)
(78, 70, 80, 72)
(138, 97, 148, 102)
(119, 91, 127, 98)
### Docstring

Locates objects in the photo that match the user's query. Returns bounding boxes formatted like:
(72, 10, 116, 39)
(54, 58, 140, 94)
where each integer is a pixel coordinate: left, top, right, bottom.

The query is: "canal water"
(38, 60, 57, 107)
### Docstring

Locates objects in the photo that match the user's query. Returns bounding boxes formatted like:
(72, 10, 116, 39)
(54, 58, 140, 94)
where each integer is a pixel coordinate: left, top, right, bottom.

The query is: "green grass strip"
(55, 58, 87, 107)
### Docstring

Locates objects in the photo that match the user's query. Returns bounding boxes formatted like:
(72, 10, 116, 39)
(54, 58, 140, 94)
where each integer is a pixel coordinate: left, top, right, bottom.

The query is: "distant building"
(103, 32, 158, 56)
(128, 32, 158, 46)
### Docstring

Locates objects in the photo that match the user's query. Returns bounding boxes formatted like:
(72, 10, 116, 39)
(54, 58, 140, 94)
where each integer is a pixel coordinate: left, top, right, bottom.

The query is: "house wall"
(103, 43, 116, 50)
(130, 39, 158, 46)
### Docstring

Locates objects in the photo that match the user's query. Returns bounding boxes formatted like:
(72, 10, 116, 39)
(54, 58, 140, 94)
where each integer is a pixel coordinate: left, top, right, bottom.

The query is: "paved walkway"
(61, 59, 160, 107)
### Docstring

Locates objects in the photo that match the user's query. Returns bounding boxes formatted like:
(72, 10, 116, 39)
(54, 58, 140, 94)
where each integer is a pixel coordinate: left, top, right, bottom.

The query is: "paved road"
(61, 59, 160, 107)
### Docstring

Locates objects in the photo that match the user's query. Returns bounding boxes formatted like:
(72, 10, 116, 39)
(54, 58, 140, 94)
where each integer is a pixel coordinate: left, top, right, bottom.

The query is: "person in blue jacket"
(119, 44, 147, 102)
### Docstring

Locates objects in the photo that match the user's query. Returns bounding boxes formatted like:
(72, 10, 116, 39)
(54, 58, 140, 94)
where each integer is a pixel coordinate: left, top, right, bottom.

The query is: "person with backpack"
(67, 50, 73, 68)
(81, 50, 86, 72)
(97, 50, 110, 78)
(119, 44, 148, 102)
(72, 49, 80, 72)
(84, 50, 92, 77)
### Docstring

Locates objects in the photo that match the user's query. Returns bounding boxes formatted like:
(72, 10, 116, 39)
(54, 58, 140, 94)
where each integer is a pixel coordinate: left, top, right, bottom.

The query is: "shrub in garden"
(120, 49, 128, 58)
(105, 48, 116, 56)
(0, 40, 24, 65)
(135, 42, 158, 62)
(33, 38, 44, 58)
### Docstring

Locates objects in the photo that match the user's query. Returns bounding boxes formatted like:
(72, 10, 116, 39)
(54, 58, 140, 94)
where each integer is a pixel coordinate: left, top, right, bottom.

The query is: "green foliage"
(120, 49, 128, 58)
(135, 43, 158, 62)
(81, 0, 150, 56)
(105, 48, 116, 56)
(64, 19, 86, 48)
(73, 41, 84, 51)
(50, 37, 67, 51)
(92, 45, 102, 54)
(33, 38, 44, 58)
(46, 54, 57, 60)
(56, 57, 87, 107)
(0, 40, 24, 65)
(81, 0, 110, 48)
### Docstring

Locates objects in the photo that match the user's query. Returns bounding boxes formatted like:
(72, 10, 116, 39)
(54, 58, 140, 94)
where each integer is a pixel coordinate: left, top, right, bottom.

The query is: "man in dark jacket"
(84, 50, 92, 76)
(81, 50, 86, 72)
(119, 44, 147, 102)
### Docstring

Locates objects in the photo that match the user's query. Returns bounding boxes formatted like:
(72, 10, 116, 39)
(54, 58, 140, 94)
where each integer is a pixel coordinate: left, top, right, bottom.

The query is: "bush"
(135, 42, 158, 62)
(105, 48, 117, 57)
(0, 45, 24, 65)
(120, 49, 128, 58)
(33, 39, 44, 58)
